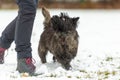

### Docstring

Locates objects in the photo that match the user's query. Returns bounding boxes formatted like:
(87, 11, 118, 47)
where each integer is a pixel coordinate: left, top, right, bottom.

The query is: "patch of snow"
(0, 9, 120, 80)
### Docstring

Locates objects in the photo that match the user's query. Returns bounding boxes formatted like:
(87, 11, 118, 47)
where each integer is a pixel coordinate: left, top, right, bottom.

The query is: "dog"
(38, 6, 79, 70)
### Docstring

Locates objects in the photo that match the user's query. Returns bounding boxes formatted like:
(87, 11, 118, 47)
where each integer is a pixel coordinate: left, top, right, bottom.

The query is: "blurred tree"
(80, 0, 86, 3)
(1, 0, 15, 3)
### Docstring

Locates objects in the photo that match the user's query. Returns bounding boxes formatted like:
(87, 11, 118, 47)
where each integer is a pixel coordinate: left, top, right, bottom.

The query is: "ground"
(0, 9, 120, 80)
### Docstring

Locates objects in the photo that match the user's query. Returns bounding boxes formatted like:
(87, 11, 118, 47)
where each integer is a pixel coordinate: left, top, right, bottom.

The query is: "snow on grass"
(0, 9, 120, 80)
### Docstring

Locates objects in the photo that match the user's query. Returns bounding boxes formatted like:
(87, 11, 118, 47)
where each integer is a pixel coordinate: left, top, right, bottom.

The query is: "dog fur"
(38, 6, 79, 70)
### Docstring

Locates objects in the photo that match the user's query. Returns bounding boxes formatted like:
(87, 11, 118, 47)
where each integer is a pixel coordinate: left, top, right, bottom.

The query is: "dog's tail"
(42, 6, 51, 28)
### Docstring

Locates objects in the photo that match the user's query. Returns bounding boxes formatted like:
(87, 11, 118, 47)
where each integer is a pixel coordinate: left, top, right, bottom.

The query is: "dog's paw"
(63, 64, 72, 70)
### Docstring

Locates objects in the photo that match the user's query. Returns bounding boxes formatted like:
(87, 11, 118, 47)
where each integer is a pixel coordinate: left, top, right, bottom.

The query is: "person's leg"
(15, 0, 38, 59)
(0, 17, 17, 64)
(0, 17, 17, 49)
(15, 0, 38, 75)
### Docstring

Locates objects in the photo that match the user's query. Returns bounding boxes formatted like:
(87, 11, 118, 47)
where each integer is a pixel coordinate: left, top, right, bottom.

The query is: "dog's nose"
(62, 18, 65, 21)
(63, 64, 72, 70)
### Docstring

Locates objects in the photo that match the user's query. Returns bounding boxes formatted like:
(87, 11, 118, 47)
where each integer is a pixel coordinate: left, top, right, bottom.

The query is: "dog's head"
(50, 13, 79, 52)
(51, 13, 79, 33)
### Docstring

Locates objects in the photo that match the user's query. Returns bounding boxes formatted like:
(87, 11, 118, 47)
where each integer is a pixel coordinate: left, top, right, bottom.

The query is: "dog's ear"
(72, 17, 79, 25)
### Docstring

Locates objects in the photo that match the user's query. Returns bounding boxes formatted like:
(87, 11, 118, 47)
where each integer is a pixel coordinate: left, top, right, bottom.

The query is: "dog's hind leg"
(38, 44, 48, 63)
(38, 50, 48, 63)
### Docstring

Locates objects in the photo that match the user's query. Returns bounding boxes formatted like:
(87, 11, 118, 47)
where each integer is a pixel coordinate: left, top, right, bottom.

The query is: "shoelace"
(25, 58, 36, 71)
(25, 58, 36, 65)
(0, 48, 5, 59)
(0, 48, 8, 58)
(0, 48, 6, 53)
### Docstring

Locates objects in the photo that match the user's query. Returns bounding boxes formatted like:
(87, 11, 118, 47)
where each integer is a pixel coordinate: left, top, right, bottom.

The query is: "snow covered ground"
(0, 9, 120, 80)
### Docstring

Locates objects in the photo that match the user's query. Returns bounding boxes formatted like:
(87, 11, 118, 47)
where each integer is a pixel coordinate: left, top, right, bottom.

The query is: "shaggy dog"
(38, 6, 79, 70)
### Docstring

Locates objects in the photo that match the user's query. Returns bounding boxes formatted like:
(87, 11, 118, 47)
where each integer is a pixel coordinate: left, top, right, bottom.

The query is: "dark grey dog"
(38, 7, 79, 70)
